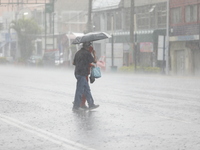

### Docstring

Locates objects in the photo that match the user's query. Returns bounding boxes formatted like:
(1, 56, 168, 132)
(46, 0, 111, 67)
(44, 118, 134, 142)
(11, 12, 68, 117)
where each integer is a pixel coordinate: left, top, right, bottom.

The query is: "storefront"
(105, 29, 166, 69)
(170, 35, 200, 76)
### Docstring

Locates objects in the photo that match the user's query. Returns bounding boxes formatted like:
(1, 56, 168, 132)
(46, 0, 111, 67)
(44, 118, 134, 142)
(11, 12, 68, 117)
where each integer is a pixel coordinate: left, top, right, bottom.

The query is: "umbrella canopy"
(72, 32, 111, 44)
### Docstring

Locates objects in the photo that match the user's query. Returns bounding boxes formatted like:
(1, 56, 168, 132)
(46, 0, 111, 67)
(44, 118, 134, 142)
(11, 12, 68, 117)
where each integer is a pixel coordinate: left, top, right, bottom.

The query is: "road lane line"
(0, 117, 79, 150)
(0, 114, 96, 150)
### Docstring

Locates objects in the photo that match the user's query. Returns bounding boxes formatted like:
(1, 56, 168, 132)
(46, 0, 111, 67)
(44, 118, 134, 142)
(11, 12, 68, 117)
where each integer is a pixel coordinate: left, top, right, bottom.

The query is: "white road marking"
(0, 114, 96, 150)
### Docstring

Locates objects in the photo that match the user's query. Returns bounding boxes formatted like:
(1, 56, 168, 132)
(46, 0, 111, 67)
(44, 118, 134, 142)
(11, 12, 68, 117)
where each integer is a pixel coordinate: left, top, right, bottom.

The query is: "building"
(0, 0, 89, 65)
(0, 1, 48, 62)
(169, 0, 200, 76)
(92, 0, 168, 71)
(55, 0, 88, 33)
(0, 4, 18, 60)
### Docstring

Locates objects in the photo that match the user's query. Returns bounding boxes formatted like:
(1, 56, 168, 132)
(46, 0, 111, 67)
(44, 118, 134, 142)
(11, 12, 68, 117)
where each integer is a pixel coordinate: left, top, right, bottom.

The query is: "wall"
(55, 0, 88, 33)
(170, 41, 194, 75)
(169, 0, 200, 76)
(170, 0, 200, 7)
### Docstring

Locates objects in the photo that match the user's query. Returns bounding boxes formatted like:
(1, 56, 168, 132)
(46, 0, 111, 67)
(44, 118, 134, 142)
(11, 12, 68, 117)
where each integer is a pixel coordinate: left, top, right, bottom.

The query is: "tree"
(10, 18, 41, 61)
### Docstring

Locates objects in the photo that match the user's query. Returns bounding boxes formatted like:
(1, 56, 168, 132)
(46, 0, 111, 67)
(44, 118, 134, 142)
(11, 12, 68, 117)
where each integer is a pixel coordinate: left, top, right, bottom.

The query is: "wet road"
(0, 66, 200, 150)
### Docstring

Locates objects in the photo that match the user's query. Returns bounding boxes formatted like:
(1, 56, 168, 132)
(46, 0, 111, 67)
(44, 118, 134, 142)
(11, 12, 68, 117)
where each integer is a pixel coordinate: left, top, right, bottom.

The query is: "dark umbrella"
(72, 32, 111, 44)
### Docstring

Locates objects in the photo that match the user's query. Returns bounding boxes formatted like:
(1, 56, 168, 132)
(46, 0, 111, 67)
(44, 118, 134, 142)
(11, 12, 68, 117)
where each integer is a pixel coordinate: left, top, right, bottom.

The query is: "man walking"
(72, 42, 99, 111)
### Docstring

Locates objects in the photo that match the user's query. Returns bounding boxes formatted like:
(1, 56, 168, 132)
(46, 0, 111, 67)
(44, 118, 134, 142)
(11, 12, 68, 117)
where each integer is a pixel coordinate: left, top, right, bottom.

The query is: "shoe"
(80, 105, 88, 109)
(89, 104, 99, 110)
(72, 107, 85, 111)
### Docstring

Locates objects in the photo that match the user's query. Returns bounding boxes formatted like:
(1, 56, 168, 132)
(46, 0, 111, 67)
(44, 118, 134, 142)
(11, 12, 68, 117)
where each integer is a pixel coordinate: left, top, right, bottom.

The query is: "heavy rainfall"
(0, 0, 200, 150)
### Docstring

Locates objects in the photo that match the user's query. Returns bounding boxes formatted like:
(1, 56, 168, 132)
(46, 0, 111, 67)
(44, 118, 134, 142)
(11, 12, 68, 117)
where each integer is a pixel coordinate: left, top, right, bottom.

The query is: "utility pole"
(130, 0, 136, 71)
(165, 0, 169, 75)
(87, 0, 92, 33)
(52, 0, 55, 50)
(45, 0, 54, 51)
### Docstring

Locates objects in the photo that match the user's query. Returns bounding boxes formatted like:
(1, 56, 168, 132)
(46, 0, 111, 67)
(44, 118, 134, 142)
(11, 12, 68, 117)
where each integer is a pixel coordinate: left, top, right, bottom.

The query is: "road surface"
(0, 66, 200, 150)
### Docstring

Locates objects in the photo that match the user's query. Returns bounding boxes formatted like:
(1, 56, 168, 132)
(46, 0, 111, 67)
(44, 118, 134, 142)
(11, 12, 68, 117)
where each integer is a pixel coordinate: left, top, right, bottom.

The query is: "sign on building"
(157, 35, 165, 61)
(140, 42, 153, 52)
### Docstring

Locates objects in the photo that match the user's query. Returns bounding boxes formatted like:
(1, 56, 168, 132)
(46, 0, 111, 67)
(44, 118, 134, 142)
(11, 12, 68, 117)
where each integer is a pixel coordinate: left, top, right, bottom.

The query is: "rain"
(0, 0, 200, 150)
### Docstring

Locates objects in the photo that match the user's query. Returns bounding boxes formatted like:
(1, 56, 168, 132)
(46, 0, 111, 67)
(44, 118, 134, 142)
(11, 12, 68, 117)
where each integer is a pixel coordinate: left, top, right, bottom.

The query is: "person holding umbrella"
(72, 42, 99, 111)
(80, 45, 96, 109)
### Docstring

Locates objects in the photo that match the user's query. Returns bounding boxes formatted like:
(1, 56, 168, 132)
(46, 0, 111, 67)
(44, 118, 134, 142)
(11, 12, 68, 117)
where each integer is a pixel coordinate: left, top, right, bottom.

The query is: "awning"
(109, 32, 154, 43)
(93, 0, 121, 11)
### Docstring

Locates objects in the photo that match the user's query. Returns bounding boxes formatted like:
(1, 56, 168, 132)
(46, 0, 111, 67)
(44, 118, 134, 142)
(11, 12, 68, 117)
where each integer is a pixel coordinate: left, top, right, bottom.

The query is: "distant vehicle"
(43, 51, 64, 66)
(97, 56, 106, 71)
(27, 55, 43, 66)
(55, 57, 64, 66)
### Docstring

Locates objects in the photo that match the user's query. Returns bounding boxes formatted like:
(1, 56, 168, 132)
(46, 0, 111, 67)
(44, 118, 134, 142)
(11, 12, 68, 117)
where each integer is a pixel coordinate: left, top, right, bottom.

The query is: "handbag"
(89, 74, 95, 83)
(91, 66, 101, 78)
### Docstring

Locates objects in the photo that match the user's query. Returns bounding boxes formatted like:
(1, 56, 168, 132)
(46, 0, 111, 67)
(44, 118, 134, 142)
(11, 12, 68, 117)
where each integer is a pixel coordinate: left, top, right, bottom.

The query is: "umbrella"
(72, 32, 111, 44)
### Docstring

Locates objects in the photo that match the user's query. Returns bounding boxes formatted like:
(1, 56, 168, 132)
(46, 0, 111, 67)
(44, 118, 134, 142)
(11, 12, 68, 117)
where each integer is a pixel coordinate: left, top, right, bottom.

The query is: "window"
(79, 12, 87, 23)
(137, 13, 149, 29)
(135, 3, 167, 30)
(115, 11, 122, 30)
(93, 14, 101, 31)
(185, 5, 197, 22)
(123, 8, 130, 30)
(107, 13, 112, 31)
(149, 12, 156, 29)
(171, 7, 181, 24)
(157, 4, 166, 28)
(106, 11, 122, 31)
(137, 6, 149, 30)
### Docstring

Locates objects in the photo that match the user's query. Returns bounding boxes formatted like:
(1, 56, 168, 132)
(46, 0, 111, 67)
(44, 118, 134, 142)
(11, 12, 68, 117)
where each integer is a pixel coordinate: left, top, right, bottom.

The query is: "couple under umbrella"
(72, 32, 111, 111)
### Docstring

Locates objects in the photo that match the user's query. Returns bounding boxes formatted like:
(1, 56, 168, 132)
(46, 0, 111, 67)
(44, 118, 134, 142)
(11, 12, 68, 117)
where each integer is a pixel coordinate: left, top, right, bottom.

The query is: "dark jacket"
(73, 48, 94, 76)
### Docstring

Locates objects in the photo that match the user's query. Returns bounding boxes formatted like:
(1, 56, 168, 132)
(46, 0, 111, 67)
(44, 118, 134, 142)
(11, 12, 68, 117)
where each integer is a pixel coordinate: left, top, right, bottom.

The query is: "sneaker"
(89, 104, 99, 110)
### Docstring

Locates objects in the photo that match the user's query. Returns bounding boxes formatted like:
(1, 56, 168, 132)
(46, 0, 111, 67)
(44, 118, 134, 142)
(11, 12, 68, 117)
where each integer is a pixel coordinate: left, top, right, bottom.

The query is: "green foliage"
(119, 65, 134, 72)
(137, 66, 161, 73)
(119, 65, 161, 74)
(10, 18, 41, 61)
(0, 57, 8, 64)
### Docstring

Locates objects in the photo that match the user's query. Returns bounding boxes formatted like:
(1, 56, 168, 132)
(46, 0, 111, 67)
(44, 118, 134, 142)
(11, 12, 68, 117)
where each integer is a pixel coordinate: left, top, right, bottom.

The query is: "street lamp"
(23, 12, 29, 15)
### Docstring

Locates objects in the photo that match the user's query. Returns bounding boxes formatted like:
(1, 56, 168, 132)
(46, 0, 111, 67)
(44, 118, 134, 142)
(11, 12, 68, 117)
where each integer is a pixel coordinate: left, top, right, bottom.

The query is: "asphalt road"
(0, 65, 200, 150)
